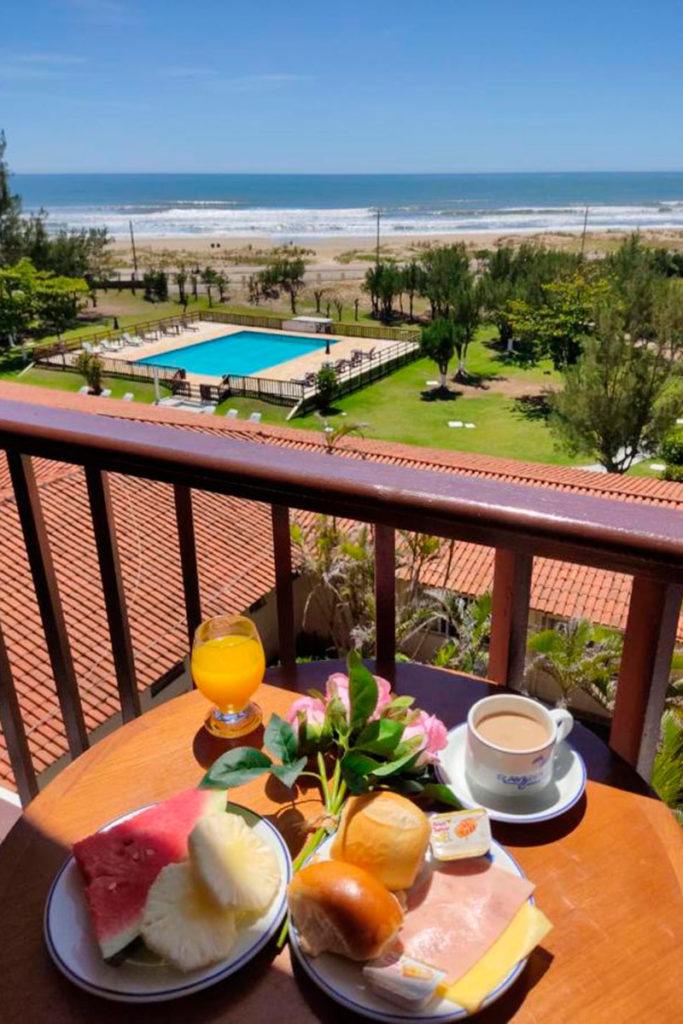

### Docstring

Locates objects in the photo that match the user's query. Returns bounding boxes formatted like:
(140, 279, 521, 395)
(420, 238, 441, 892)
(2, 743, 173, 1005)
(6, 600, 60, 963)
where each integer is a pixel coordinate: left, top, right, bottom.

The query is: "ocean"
(13, 172, 683, 240)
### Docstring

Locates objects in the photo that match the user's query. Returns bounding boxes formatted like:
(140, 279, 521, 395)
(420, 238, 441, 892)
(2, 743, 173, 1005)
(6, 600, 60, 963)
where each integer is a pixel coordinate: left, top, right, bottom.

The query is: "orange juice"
(191, 634, 265, 712)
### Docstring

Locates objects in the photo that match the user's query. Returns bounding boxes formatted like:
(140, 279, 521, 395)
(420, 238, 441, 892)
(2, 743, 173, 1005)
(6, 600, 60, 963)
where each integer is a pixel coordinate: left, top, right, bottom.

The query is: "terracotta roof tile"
(0, 381, 682, 792)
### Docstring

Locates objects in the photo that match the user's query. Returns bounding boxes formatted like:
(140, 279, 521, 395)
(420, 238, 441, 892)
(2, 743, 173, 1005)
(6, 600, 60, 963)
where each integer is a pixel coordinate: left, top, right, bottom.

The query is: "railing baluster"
(85, 468, 141, 721)
(7, 452, 89, 757)
(375, 524, 396, 680)
(611, 576, 682, 776)
(0, 613, 38, 805)
(489, 548, 533, 688)
(173, 485, 202, 648)
(271, 505, 296, 675)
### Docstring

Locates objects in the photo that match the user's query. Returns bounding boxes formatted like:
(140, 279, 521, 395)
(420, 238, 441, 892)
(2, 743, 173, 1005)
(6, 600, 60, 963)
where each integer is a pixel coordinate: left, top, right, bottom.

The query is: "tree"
(333, 297, 343, 322)
(0, 132, 111, 275)
(216, 272, 229, 304)
(174, 266, 187, 304)
(0, 258, 88, 345)
(313, 287, 325, 313)
(420, 318, 454, 389)
(362, 262, 402, 322)
(258, 255, 306, 314)
(401, 260, 422, 320)
(549, 292, 683, 472)
(507, 273, 608, 369)
(75, 351, 104, 395)
(450, 281, 481, 378)
(418, 244, 470, 319)
(316, 364, 337, 411)
(526, 619, 623, 706)
(201, 266, 218, 307)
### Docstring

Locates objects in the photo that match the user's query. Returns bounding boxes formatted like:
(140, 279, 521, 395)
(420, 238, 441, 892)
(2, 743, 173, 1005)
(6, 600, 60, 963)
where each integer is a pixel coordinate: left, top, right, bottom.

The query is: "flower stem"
(317, 751, 330, 808)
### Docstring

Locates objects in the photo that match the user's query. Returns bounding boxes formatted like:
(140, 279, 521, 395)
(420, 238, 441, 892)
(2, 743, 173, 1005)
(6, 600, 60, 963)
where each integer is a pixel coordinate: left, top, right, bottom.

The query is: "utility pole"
(376, 209, 381, 265)
(129, 219, 138, 275)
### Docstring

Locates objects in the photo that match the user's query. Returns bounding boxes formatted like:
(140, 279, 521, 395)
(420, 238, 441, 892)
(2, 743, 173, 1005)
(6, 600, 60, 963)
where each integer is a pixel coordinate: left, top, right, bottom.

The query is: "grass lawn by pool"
(1, 367, 170, 403)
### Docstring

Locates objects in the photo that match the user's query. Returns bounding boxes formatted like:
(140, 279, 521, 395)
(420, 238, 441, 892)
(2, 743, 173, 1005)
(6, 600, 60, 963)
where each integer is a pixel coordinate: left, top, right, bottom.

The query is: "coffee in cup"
(465, 694, 573, 799)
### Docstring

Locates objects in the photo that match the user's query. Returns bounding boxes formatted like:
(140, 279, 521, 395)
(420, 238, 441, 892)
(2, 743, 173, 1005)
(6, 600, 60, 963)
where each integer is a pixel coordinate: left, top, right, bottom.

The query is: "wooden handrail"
(0, 395, 681, 794)
(0, 399, 682, 580)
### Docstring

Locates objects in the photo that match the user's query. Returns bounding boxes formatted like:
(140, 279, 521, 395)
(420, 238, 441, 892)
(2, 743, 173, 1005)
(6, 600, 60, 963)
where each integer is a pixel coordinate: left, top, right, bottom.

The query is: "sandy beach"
(110, 228, 683, 277)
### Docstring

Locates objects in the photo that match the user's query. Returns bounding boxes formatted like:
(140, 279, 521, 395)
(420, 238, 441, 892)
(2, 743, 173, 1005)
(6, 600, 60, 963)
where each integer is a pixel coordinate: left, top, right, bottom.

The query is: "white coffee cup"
(465, 694, 573, 799)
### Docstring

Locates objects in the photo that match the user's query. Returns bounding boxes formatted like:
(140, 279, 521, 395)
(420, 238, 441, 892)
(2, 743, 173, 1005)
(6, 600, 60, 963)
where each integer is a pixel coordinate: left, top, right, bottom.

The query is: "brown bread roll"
(287, 860, 403, 960)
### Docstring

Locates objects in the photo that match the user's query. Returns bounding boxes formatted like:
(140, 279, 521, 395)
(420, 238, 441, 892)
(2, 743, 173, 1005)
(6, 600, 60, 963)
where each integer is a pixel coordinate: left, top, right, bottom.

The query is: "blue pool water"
(136, 330, 329, 377)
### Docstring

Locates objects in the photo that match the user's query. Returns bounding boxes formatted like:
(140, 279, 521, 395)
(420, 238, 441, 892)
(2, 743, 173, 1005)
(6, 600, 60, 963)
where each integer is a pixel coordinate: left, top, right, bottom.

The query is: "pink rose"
(402, 709, 448, 766)
(286, 695, 326, 729)
(325, 672, 393, 720)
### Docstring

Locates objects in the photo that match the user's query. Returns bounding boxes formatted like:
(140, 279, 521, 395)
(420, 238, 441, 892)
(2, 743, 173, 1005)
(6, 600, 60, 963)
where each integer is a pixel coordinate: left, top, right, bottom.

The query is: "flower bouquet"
(201, 652, 459, 878)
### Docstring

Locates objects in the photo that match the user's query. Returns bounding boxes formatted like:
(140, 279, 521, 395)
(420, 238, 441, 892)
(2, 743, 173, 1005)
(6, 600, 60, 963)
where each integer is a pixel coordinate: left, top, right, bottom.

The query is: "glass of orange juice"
(191, 615, 266, 738)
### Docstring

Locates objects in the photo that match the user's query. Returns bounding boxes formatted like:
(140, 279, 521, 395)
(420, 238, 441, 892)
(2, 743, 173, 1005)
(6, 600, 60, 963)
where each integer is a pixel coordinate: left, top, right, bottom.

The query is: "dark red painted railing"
(0, 396, 680, 803)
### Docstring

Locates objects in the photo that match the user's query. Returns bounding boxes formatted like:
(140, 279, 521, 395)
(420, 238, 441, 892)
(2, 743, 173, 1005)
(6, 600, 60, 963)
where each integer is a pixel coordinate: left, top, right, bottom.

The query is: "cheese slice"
(437, 903, 552, 1013)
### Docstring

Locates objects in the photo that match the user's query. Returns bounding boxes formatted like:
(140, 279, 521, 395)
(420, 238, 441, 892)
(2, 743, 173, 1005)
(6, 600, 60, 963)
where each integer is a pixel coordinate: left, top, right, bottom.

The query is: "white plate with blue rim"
(44, 801, 291, 1003)
(288, 832, 533, 1023)
(435, 723, 587, 825)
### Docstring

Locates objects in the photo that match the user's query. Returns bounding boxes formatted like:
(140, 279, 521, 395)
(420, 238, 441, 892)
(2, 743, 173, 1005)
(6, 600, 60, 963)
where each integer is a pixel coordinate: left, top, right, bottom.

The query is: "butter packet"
(363, 951, 446, 1009)
(430, 808, 491, 861)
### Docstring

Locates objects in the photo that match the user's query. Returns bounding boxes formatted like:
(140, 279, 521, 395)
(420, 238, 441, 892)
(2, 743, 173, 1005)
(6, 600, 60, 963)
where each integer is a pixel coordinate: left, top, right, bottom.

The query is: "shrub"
(75, 351, 103, 394)
(316, 364, 337, 411)
(664, 464, 683, 482)
(660, 435, 683, 467)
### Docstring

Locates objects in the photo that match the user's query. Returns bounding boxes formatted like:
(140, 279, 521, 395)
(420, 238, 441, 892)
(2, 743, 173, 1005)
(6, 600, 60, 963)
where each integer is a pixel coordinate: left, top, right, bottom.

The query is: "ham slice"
(398, 858, 534, 984)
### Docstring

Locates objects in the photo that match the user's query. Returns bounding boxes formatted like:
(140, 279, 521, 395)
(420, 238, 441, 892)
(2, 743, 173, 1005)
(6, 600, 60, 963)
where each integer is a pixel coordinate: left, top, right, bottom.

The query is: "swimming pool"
(136, 329, 330, 377)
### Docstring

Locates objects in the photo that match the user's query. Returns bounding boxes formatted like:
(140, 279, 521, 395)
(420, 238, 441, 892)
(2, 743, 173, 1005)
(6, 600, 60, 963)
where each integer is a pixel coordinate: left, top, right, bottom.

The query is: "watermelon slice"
(73, 787, 225, 960)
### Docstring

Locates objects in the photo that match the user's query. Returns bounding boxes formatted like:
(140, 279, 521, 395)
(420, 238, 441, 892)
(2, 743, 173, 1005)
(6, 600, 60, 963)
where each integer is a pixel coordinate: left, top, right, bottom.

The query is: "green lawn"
(2, 366, 170, 403)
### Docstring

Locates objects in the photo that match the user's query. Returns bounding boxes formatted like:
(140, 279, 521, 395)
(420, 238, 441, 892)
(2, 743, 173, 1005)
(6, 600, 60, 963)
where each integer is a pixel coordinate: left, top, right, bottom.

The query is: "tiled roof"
(0, 381, 681, 793)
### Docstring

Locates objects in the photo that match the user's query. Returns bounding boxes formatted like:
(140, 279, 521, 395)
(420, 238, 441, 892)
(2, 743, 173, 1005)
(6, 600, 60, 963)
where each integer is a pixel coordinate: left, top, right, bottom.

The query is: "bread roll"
(331, 791, 430, 890)
(287, 860, 403, 960)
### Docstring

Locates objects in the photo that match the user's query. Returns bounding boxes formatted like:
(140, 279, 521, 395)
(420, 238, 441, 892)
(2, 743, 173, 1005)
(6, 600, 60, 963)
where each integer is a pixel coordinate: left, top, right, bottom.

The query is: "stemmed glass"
(191, 615, 265, 738)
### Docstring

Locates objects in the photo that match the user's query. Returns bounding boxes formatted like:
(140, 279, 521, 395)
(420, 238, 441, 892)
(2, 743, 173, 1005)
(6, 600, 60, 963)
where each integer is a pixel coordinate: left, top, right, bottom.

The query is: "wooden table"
(1, 663, 682, 1024)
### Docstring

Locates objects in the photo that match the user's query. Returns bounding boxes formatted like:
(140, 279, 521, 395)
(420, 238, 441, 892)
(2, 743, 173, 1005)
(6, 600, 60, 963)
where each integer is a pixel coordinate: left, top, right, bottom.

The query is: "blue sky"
(2, 0, 683, 173)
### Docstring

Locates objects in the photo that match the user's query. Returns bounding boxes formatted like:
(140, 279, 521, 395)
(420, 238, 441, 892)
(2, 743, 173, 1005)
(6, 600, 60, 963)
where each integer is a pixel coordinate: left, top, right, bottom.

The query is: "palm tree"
(174, 267, 187, 304)
(201, 267, 218, 307)
(216, 272, 229, 304)
(526, 619, 622, 706)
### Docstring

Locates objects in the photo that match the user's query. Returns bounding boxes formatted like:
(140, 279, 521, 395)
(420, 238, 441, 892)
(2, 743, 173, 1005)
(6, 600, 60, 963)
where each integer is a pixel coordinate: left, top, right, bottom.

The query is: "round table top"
(1, 661, 682, 1024)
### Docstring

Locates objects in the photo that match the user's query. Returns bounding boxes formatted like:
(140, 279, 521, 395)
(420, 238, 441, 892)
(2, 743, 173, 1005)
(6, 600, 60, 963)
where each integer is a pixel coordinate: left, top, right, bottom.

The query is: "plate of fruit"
(44, 787, 291, 1002)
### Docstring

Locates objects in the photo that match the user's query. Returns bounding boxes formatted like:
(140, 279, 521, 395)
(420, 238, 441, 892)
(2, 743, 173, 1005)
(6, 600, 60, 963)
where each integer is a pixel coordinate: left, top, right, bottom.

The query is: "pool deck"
(108, 320, 397, 387)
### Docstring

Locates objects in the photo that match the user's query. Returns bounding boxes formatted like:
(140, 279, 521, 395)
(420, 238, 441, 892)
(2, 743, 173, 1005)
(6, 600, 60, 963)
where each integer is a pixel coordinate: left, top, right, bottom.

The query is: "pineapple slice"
(189, 812, 280, 912)
(141, 862, 237, 972)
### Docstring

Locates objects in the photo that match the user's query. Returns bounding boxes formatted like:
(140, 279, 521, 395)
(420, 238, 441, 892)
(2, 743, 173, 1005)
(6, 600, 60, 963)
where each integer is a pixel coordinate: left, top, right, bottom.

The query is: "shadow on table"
(290, 944, 555, 1023)
(192, 723, 265, 769)
(492, 794, 587, 848)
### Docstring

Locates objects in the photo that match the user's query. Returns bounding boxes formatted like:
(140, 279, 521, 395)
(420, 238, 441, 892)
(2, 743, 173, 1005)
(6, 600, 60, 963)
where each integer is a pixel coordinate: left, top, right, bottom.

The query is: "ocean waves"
(40, 200, 683, 239)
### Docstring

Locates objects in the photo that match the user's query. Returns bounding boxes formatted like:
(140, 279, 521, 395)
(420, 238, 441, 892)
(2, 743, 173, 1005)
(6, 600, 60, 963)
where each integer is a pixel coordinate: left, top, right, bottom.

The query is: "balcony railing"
(0, 396, 681, 805)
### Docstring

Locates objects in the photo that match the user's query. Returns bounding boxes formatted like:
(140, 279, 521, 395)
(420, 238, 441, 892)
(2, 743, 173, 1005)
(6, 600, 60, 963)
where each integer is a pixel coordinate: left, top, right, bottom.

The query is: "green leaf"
(354, 718, 405, 756)
(386, 696, 415, 710)
(371, 748, 420, 777)
(325, 694, 348, 735)
(307, 688, 326, 702)
(264, 713, 298, 764)
(341, 749, 381, 778)
(417, 783, 463, 809)
(347, 649, 378, 730)
(270, 757, 308, 790)
(202, 748, 272, 789)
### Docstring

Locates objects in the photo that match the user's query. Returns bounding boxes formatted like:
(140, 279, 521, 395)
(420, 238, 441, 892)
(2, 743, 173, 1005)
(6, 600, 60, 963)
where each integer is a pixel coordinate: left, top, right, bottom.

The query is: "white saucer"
(435, 723, 587, 824)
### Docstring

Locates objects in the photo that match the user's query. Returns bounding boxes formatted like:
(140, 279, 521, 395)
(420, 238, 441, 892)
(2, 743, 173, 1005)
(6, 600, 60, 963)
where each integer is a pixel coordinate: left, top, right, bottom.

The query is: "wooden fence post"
(489, 549, 533, 688)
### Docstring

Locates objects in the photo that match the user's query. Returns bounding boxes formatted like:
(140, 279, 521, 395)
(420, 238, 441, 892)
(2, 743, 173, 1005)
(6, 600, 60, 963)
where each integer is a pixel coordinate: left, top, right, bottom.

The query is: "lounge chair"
(82, 342, 93, 354)
(100, 389, 112, 398)
(122, 392, 134, 402)
(77, 385, 89, 395)
(304, 372, 317, 387)
(248, 412, 262, 423)
(225, 409, 239, 419)
(121, 332, 140, 347)
(364, 347, 377, 361)
(335, 359, 349, 373)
